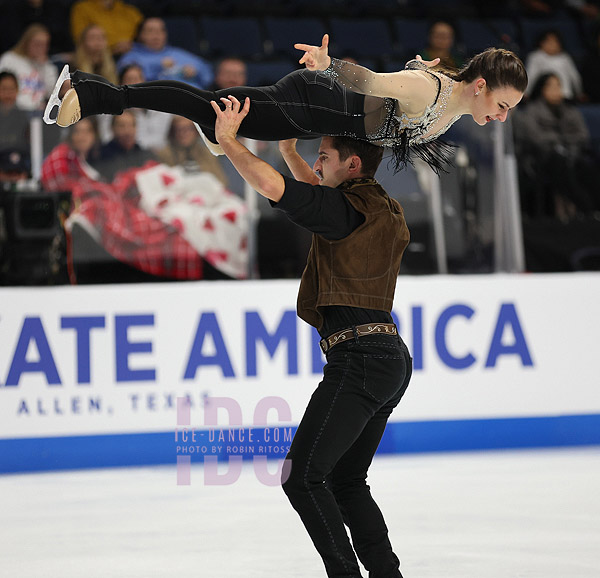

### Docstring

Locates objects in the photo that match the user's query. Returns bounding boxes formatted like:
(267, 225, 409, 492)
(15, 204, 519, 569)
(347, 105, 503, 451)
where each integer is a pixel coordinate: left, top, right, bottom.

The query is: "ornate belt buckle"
(319, 338, 329, 354)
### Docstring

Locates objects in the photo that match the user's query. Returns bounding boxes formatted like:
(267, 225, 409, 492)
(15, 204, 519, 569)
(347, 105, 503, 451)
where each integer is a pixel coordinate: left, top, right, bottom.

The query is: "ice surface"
(1, 448, 599, 578)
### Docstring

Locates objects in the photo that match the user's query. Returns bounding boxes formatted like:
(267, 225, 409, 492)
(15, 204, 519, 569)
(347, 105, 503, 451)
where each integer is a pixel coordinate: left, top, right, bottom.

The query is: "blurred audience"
(513, 73, 597, 220)
(157, 116, 227, 185)
(581, 26, 600, 103)
(118, 17, 213, 88)
(209, 57, 248, 91)
(1, 0, 71, 55)
(0, 148, 31, 185)
(565, 0, 600, 20)
(0, 72, 30, 153)
(420, 20, 465, 68)
(73, 24, 118, 84)
(70, 0, 143, 57)
(41, 117, 102, 191)
(519, 0, 566, 16)
(0, 23, 57, 111)
(96, 110, 156, 180)
(97, 64, 172, 149)
(525, 29, 583, 101)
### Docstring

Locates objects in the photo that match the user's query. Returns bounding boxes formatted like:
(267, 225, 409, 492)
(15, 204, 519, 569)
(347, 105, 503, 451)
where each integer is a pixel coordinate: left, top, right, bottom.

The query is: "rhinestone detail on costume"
(323, 57, 462, 147)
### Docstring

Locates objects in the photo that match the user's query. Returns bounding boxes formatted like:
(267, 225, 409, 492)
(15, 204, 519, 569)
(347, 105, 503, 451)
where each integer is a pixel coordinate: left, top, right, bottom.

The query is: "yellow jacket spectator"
(70, 0, 143, 56)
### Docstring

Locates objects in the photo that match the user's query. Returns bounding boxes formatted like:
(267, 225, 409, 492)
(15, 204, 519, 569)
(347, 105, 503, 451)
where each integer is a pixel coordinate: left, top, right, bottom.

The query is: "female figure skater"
(44, 35, 526, 172)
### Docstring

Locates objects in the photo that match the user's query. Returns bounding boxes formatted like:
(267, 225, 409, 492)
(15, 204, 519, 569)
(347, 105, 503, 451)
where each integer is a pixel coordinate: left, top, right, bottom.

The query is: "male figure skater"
(211, 94, 412, 578)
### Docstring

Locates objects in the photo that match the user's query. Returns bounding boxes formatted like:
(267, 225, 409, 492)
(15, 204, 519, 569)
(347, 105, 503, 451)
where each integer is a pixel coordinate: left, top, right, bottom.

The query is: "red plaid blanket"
(41, 145, 247, 280)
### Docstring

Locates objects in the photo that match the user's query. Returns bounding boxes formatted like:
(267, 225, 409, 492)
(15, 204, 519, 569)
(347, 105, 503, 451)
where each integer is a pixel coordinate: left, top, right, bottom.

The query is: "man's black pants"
(282, 332, 412, 578)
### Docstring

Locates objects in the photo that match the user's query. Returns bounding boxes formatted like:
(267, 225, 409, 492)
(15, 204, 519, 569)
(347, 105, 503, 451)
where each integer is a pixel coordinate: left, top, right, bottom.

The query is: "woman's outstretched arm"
(295, 35, 439, 116)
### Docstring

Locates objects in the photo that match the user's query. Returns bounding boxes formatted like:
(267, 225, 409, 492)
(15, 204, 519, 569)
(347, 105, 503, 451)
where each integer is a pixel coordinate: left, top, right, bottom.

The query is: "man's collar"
(338, 177, 379, 190)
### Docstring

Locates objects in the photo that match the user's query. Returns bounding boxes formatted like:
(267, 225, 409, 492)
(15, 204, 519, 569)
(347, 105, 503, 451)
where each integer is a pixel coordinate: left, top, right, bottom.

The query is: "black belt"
(319, 323, 397, 354)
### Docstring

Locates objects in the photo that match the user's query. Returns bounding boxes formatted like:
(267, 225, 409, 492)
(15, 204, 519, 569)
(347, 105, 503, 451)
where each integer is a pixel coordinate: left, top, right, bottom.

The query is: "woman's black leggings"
(74, 69, 368, 143)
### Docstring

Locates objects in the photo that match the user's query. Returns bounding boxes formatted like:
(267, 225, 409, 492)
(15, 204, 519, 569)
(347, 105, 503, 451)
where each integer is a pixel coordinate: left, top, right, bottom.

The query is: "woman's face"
(429, 22, 454, 52)
(472, 83, 523, 126)
(70, 119, 97, 156)
(172, 117, 198, 147)
(27, 31, 50, 61)
(542, 75, 563, 105)
(82, 26, 107, 55)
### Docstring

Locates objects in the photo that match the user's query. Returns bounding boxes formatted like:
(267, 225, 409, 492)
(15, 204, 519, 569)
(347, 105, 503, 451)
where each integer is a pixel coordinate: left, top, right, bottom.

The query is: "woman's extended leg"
(126, 80, 311, 142)
(51, 69, 368, 143)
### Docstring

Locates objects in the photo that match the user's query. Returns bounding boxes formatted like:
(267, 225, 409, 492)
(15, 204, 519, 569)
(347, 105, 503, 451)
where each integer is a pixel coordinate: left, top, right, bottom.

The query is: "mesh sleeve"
(322, 57, 381, 95)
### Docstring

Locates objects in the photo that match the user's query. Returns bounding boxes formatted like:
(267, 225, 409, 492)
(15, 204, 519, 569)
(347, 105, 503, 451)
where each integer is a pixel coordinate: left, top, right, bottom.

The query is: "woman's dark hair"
(528, 72, 561, 102)
(449, 47, 528, 93)
(330, 136, 384, 177)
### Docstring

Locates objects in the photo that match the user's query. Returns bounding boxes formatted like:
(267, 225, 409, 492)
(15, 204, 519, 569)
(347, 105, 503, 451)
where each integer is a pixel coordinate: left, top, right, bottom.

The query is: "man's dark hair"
(330, 136, 384, 177)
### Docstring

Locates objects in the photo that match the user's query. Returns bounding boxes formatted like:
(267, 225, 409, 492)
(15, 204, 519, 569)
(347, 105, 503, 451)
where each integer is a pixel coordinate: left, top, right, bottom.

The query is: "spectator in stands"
(525, 29, 583, 101)
(0, 148, 31, 184)
(209, 57, 248, 91)
(581, 26, 600, 103)
(420, 20, 465, 68)
(97, 64, 172, 149)
(70, 0, 143, 57)
(118, 17, 213, 89)
(0, 24, 57, 111)
(513, 73, 597, 220)
(73, 24, 118, 85)
(157, 116, 227, 185)
(0, 72, 30, 153)
(96, 110, 156, 180)
(41, 117, 102, 191)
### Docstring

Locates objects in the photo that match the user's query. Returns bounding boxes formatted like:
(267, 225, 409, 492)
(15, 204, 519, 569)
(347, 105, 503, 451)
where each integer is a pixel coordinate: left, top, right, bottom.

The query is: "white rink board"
(1, 273, 599, 441)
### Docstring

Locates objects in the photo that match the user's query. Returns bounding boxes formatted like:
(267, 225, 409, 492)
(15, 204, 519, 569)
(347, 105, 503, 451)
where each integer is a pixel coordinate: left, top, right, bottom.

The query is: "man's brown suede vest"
(297, 177, 410, 330)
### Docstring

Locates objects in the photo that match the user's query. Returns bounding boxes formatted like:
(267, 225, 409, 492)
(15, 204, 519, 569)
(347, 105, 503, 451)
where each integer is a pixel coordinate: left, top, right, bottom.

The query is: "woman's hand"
(295, 34, 331, 71)
(414, 54, 441, 68)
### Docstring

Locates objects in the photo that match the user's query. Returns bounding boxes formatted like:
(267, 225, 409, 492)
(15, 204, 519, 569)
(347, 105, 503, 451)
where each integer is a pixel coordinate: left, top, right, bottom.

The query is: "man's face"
(139, 18, 167, 52)
(215, 59, 247, 89)
(0, 77, 18, 108)
(312, 137, 354, 188)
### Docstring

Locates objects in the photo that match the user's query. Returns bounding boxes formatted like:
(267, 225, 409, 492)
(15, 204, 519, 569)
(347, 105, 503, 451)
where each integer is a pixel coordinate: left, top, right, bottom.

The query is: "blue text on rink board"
(1, 302, 533, 386)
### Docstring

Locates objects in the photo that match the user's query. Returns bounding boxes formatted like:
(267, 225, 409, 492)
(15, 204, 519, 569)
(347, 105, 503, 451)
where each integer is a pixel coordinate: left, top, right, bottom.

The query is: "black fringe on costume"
(387, 132, 457, 175)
